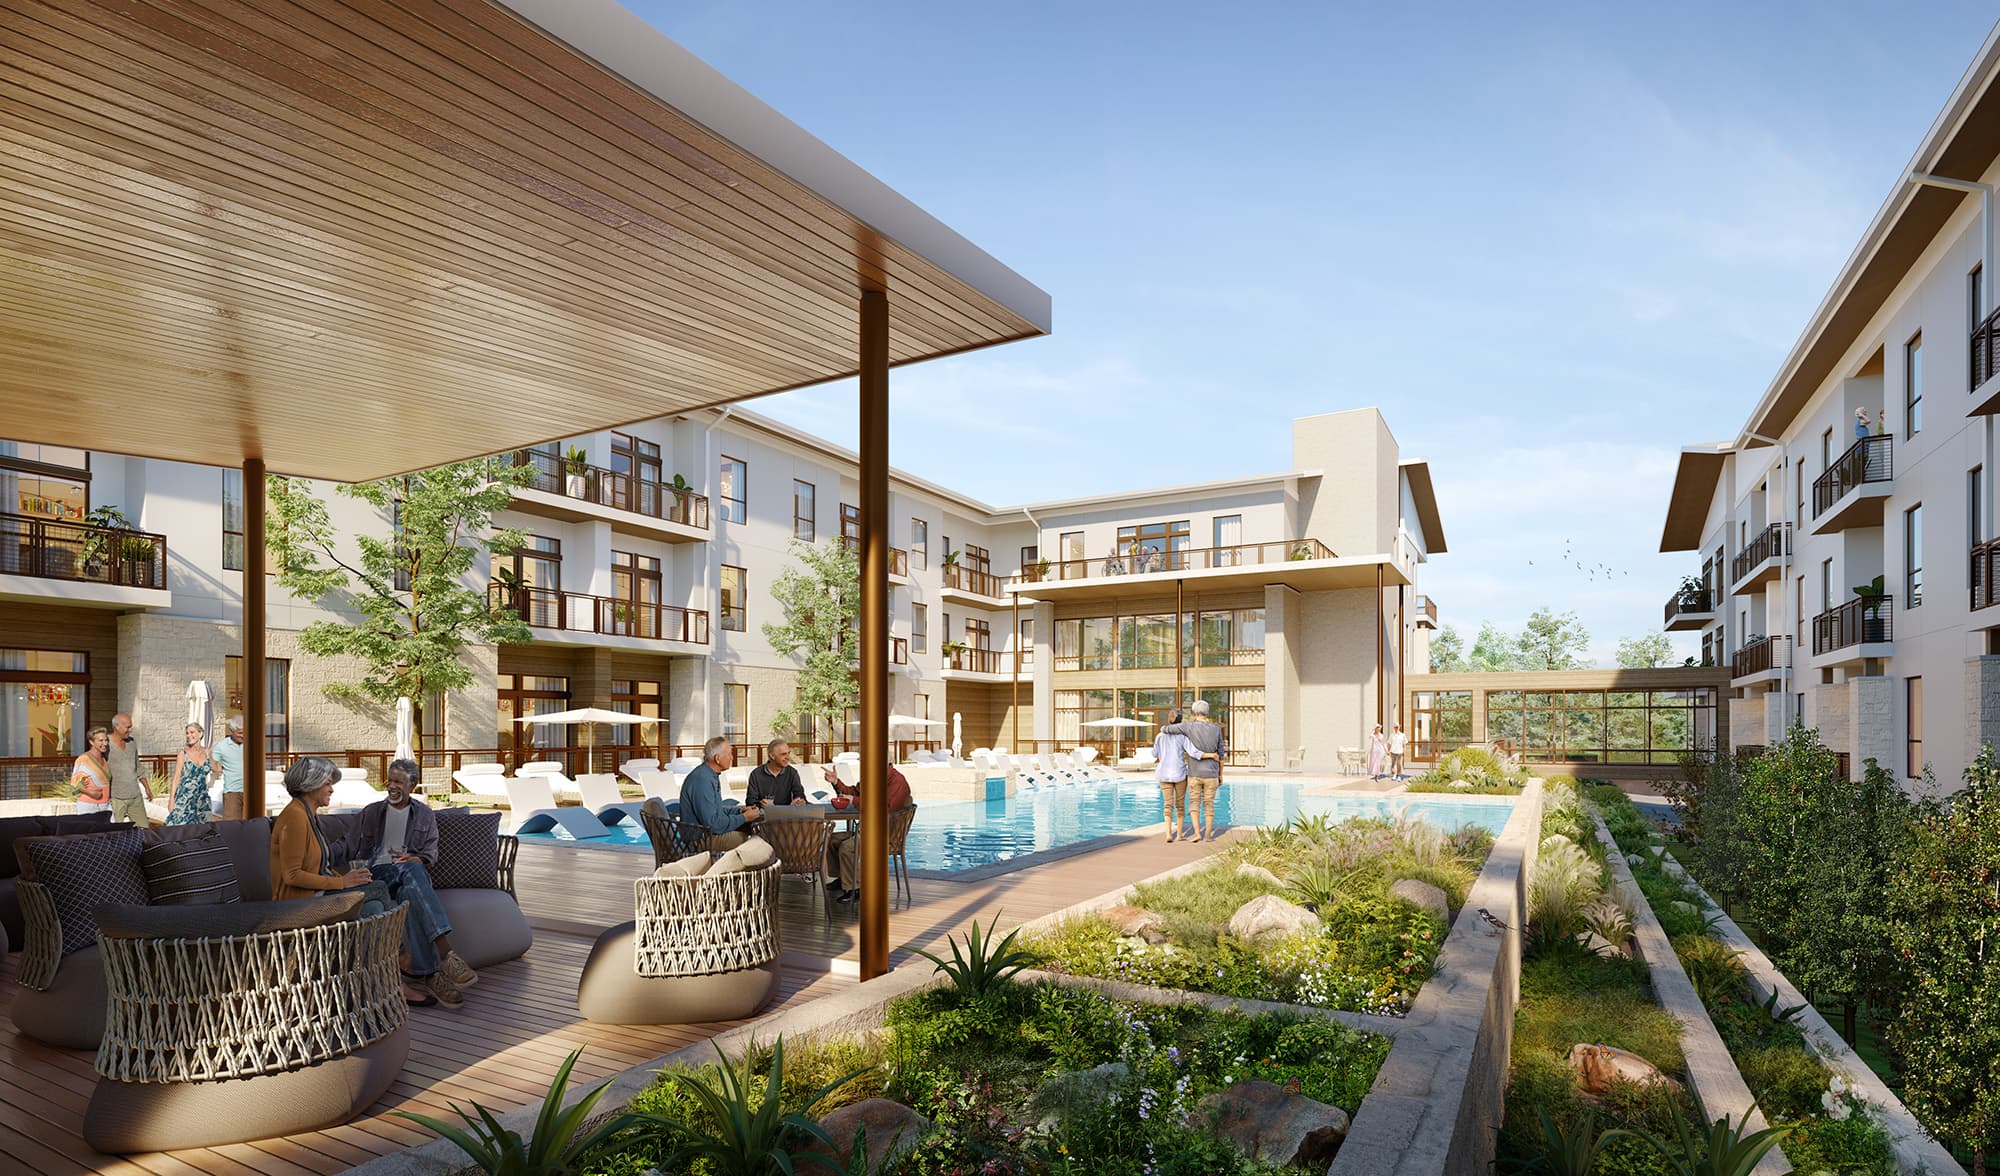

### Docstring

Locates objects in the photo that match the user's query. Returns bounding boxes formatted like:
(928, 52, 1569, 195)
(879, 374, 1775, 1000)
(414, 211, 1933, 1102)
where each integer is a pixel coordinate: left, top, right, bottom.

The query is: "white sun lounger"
(618, 758, 660, 785)
(1072, 747, 1117, 780)
(328, 771, 388, 811)
(575, 773, 646, 825)
(1117, 747, 1157, 770)
(452, 762, 507, 794)
(516, 760, 564, 777)
(501, 774, 610, 838)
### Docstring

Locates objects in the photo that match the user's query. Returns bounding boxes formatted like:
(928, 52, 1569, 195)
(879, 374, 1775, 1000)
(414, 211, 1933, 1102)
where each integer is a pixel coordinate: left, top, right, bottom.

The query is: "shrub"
(1734, 1045, 1828, 1122)
(1528, 835, 1603, 951)
(1673, 934, 1747, 1006)
(1410, 746, 1533, 793)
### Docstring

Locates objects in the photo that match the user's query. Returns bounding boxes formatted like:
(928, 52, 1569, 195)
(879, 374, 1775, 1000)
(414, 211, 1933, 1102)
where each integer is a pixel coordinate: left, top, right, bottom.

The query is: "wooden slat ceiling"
(0, 0, 1050, 482)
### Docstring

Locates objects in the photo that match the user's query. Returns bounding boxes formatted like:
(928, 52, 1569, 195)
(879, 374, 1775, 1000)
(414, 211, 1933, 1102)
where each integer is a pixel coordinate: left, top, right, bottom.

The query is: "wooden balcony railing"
(943, 563, 1007, 598)
(945, 646, 1008, 674)
(890, 636, 908, 665)
(512, 450, 709, 529)
(837, 536, 908, 575)
(1664, 586, 1713, 626)
(1813, 594, 1893, 655)
(1012, 537, 1335, 585)
(1812, 435, 1892, 517)
(0, 510, 167, 590)
(1974, 303, 2000, 390)
(1731, 635, 1789, 680)
(1413, 594, 1438, 625)
(1730, 522, 1790, 584)
(1973, 537, 2000, 610)
(489, 584, 709, 644)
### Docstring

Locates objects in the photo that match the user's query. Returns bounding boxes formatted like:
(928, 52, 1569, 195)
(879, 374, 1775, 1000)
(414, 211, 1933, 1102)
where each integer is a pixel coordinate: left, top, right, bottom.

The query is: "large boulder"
(1567, 1044, 1683, 1097)
(1227, 895, 1321, 943)
(799, 1098, 929, 1175)
(1389, 878, 1450, 922)
(1031, 1062, 1129, 1131)
(1099, 904, 1168, 944)
(1235, 863, 1283, 887)
(1197, 1079, 1350, 1167)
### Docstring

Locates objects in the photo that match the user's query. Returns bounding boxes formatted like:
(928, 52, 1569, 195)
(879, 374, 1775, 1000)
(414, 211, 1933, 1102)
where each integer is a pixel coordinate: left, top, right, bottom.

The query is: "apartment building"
(1659, 25, 2000, 791)
(0, 407, 1441, 789)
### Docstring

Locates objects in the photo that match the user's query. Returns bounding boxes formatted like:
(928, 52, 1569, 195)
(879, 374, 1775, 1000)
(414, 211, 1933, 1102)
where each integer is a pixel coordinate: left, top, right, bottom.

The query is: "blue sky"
(631, 1, 1998, 665)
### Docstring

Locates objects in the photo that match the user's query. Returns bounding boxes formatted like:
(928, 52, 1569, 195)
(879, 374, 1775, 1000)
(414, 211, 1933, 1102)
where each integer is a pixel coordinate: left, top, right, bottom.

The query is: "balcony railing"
(1813, 594, 1893, 655)
(1413, 595, 1438, 626)
(1730, 522, 1790, 584)
(1974, 304, 2000, 390)
(837, 536, 909, 576)
(1974, 538, 2000, 610)
(0, 510, 167, 590)
(1731, 635, 1789, 679)
(945, 646, 1008, 674)
(1663, 586, 1713, 626)
(1812, 435, 1892, 517)
(1012, 537, 1336, 585)
(512, 450, 709, 530)
(943, 563, 1007, 598)
(489, 584, 709, 644)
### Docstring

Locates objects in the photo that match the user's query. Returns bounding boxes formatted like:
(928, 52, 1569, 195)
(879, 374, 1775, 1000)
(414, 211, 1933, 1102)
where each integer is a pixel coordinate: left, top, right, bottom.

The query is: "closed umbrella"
(184, 679, 211, 734)
(951, 712, 963, 759)
(1081, 715, 1154, 764)
(395, 696, 415, 763)
(514, 706, 658, 774)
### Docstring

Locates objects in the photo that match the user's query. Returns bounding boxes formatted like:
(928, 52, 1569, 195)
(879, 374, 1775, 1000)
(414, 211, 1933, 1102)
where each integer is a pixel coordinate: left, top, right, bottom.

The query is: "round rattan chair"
(756, 816, 833, 915)
(638, 803, 712, 868)
(83, 904, 411, 1153)
(577, 858, 782, 1024)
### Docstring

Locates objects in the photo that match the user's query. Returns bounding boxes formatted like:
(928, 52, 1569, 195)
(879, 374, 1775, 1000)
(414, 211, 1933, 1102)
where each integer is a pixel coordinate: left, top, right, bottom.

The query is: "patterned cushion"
(93, 892, 364, 939)
(139, 834, 243, 906)
(430, 809, 501, 890)
(20, 828, 148, 955)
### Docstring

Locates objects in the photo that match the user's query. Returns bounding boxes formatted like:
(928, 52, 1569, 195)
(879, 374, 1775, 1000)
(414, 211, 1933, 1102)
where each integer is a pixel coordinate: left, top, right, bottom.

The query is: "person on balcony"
(679, 736, 762, 851)
(71, 726, 111, 814)
(818, 761, 911, 903)
(165, 722, 215, 825)
(1855, 407, 1871, 439)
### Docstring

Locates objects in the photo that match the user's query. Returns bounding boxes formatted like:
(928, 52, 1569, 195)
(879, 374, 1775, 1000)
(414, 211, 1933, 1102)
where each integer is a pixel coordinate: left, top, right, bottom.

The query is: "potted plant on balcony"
(563, 446, 589, 497)
(667, 473, 693, 521)
(78, 505, 134, 579)
(941, 638, 965, 664)
(1288, 541, 1317, 561)
(1851, 574, 1890, 639)
(119, 534, 157, 587)
(492, 566, 525, 615)
(1035, 555, 1052, 582)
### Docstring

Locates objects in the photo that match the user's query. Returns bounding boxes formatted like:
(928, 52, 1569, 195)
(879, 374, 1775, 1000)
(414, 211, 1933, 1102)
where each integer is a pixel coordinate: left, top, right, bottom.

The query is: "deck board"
(0, 822, 1220, 1174)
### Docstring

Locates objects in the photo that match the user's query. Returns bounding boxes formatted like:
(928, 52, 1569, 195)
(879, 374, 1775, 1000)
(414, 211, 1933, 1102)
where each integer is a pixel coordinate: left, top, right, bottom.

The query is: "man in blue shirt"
(210, 715, 246, 820)
(679, 736, 764, 851)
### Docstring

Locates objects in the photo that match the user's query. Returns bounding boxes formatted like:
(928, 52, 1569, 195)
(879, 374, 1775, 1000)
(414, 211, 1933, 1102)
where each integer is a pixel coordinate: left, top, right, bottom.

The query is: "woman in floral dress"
(166, 722, 214, 825)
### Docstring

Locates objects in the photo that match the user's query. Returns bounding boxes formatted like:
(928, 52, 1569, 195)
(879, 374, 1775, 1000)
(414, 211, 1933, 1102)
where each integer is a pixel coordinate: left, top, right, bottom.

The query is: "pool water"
(516, 779, 1517, 874)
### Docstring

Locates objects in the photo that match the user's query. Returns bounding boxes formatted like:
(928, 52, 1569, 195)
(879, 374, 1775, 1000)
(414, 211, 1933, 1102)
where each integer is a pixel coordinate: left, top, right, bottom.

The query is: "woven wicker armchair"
(887, 803, 918, 904)
(577, 858, 782, 1024)
(638, 805, 711, 868)
(757, 817, 832, 914)
(83, 904, 412, 1153)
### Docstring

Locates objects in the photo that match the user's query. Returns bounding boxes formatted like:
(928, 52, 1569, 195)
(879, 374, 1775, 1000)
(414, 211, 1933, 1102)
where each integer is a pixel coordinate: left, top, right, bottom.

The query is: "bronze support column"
(1374, 564, 1384, 730)
(859, 289, 890, 980)
(243, 457, 267, 817)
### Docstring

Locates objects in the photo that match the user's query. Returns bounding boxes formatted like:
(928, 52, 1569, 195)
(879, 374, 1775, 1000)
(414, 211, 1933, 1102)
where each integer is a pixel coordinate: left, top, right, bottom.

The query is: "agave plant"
(396, 1048, 636, 1175)
(911, 912, 1035, 998)
(1752, 987, 1809, 1028)
(642, 1038, 869, 1176)
(1503, 1106, 1631, 1176)
(1633, 1108, 1793, 1176)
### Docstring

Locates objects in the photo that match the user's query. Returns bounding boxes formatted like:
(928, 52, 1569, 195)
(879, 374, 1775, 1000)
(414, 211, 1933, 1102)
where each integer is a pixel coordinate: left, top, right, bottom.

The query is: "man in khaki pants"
(106, 712, 151, 826)
(212, 716, 247, 819)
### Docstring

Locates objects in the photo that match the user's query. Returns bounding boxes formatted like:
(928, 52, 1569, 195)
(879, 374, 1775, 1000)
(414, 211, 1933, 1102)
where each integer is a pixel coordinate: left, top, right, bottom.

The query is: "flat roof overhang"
(0, 0, 1050, 481)
(1008, 554, 1411, 603)
(1660, 446, 1730, 552)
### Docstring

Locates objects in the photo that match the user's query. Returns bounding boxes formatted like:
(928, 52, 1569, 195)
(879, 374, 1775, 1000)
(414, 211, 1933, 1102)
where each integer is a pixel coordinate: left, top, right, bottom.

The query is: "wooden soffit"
(1660, 447, 1728, 553)
(0, 0, 1050, 481)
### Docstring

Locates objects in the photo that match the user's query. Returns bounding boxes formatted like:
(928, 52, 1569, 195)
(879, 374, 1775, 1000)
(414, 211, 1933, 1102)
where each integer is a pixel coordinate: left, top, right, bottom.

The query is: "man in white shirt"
(1388, 724, 1408, 780)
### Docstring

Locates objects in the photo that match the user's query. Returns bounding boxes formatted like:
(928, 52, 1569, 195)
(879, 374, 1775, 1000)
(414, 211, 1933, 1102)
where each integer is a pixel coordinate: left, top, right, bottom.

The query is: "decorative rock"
(1389, 878, 1450, 922)
(1578, 930, 1629, 959)
(1235, 863, 1283, 887)
(1567, 1044, 1683, 1097)
(1449, 779, 1472, 790)
(1198, 1079, 1350, 1168)
(1031, 1062, 1130, 1130)
(800, 1099, 930, 1175)
(1099, 904, 1168, 944)
(1226, 895, 1322, 943)
(1625, 852, 1646, 867)
(1670, 900, 1697, 917)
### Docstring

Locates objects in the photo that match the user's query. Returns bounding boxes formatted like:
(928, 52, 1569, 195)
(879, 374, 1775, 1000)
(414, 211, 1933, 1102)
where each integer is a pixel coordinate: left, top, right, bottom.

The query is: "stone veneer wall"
(1328, 780, 1544, 1176)
(1963, 655, 2000, 767)
(1849, 675, 1898, 777)
(1730, 695, 1766, 748)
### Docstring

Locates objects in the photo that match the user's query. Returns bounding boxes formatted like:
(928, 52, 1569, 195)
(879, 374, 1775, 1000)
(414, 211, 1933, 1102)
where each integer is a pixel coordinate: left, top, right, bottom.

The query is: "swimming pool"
(516, 779, 1517, 874)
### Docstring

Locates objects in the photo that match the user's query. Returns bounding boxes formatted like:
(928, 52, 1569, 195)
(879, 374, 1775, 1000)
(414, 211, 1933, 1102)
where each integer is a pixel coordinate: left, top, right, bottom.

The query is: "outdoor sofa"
(0, 809, 123, 949)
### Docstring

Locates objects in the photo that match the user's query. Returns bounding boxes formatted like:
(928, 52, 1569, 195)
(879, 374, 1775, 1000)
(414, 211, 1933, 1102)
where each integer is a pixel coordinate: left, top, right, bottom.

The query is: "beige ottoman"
(577, 857, 781, 1025)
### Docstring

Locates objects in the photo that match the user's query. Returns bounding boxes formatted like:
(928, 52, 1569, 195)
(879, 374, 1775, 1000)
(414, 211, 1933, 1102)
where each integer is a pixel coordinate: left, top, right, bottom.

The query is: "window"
(1905, 333, 1923, 438)
(610, 679, 663, 752)
(912, 693, 929, 723)
(1410, 690, 1473, 758)
(966, 618, 992, 650)
(1974, 264, 1986, 332)
(793, 480, 816, 541)
(224, 655, 291, 757)
(910, 519, 928, 570)
(1906, 676, 1924, 778)
(1018, 617, 1034, 668)
(1821, 558, 1833, 612)
(222, 468, 244, 571)
(1821, 428, 1833, 472)
(941, 613, 952, 650)
(1117, 519, 1191, 571)
(0, 649, 88, 759)
(1213, 514, 1243, 564)
(912, 603, 927, 653)
(419, 690, 445, 754)
(1905, 503, 1923, 608)
(722, 684, 748, 743)
(609, 431, 661, 513)
(1794, 463, 1804, 533)
(719, 565, 746, 631)
(1020, 545, 1037, 573)
(1796, 575, 1805, 648)
(498, 673, 570, 759)
(1975, 467, 1987, 586)
(718, 456, 746, 523)
(0, 441, 90, 520)
(1060, 531, 1085, 578)
(840, 503, 861, 551)
(963, 543, 991, 574)
(1484, 687, 1717, 766)
(611, 550, 662, 636)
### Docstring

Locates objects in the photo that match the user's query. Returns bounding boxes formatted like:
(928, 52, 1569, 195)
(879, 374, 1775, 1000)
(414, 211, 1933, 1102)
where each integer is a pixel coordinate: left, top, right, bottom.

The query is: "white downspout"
(1744, 432, 1792, 722)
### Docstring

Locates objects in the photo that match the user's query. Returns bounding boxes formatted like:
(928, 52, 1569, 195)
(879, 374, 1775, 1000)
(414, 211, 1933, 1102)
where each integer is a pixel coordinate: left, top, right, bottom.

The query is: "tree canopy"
(761, 539, 861, 740)
(1429, 610, 1594, 672)
(1614, 633, 1675, 668)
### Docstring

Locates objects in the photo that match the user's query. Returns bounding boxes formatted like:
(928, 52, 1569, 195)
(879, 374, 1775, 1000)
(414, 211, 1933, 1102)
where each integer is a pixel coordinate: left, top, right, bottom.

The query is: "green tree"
(1614, 633, 1675, 668)
(761, 539, 860, 739)
(266, 458, 535, 720)
(1429, 625, 1468, 672)
(1467, 622, 1528, 672)
(1886, 746, 2000, 1175)
(1517, 608, 1590, 670)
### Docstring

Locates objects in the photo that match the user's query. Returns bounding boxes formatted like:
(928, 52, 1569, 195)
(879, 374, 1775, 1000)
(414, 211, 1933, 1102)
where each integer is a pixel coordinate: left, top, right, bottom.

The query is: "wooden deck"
(0, 825, 1220, 1175)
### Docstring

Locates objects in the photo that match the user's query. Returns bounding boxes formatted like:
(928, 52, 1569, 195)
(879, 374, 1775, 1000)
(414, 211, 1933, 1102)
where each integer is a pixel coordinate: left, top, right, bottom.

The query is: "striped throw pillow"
(139, 834, 242, 906)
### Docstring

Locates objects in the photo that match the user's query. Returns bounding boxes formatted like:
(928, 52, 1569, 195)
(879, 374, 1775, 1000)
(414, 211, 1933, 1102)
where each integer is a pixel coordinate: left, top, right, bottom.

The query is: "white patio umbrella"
(514, 707, 658, 773)
(1082, 715, 1155, 763)
(886, 713, 943, 759)
(184, 679, 211, 734)
(394, 696, 415, 763)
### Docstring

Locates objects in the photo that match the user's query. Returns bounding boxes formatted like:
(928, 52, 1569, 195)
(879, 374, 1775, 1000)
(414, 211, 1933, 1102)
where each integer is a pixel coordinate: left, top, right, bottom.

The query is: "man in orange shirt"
(820, 763, 911, 904)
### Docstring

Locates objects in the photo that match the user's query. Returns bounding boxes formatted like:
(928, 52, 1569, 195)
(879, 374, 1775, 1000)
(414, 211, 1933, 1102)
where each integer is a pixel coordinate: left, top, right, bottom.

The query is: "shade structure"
(394, 697, 415, 763)
(515, 707, 657, 771)
(886, 714, 944, 730)
(184, 680, 211, 733)
(0, 0, 1050, 480)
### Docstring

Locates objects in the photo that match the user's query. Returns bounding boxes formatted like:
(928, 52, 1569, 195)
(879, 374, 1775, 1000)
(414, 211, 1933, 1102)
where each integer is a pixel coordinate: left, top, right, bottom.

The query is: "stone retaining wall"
(1328, 779, 1543, 1176)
